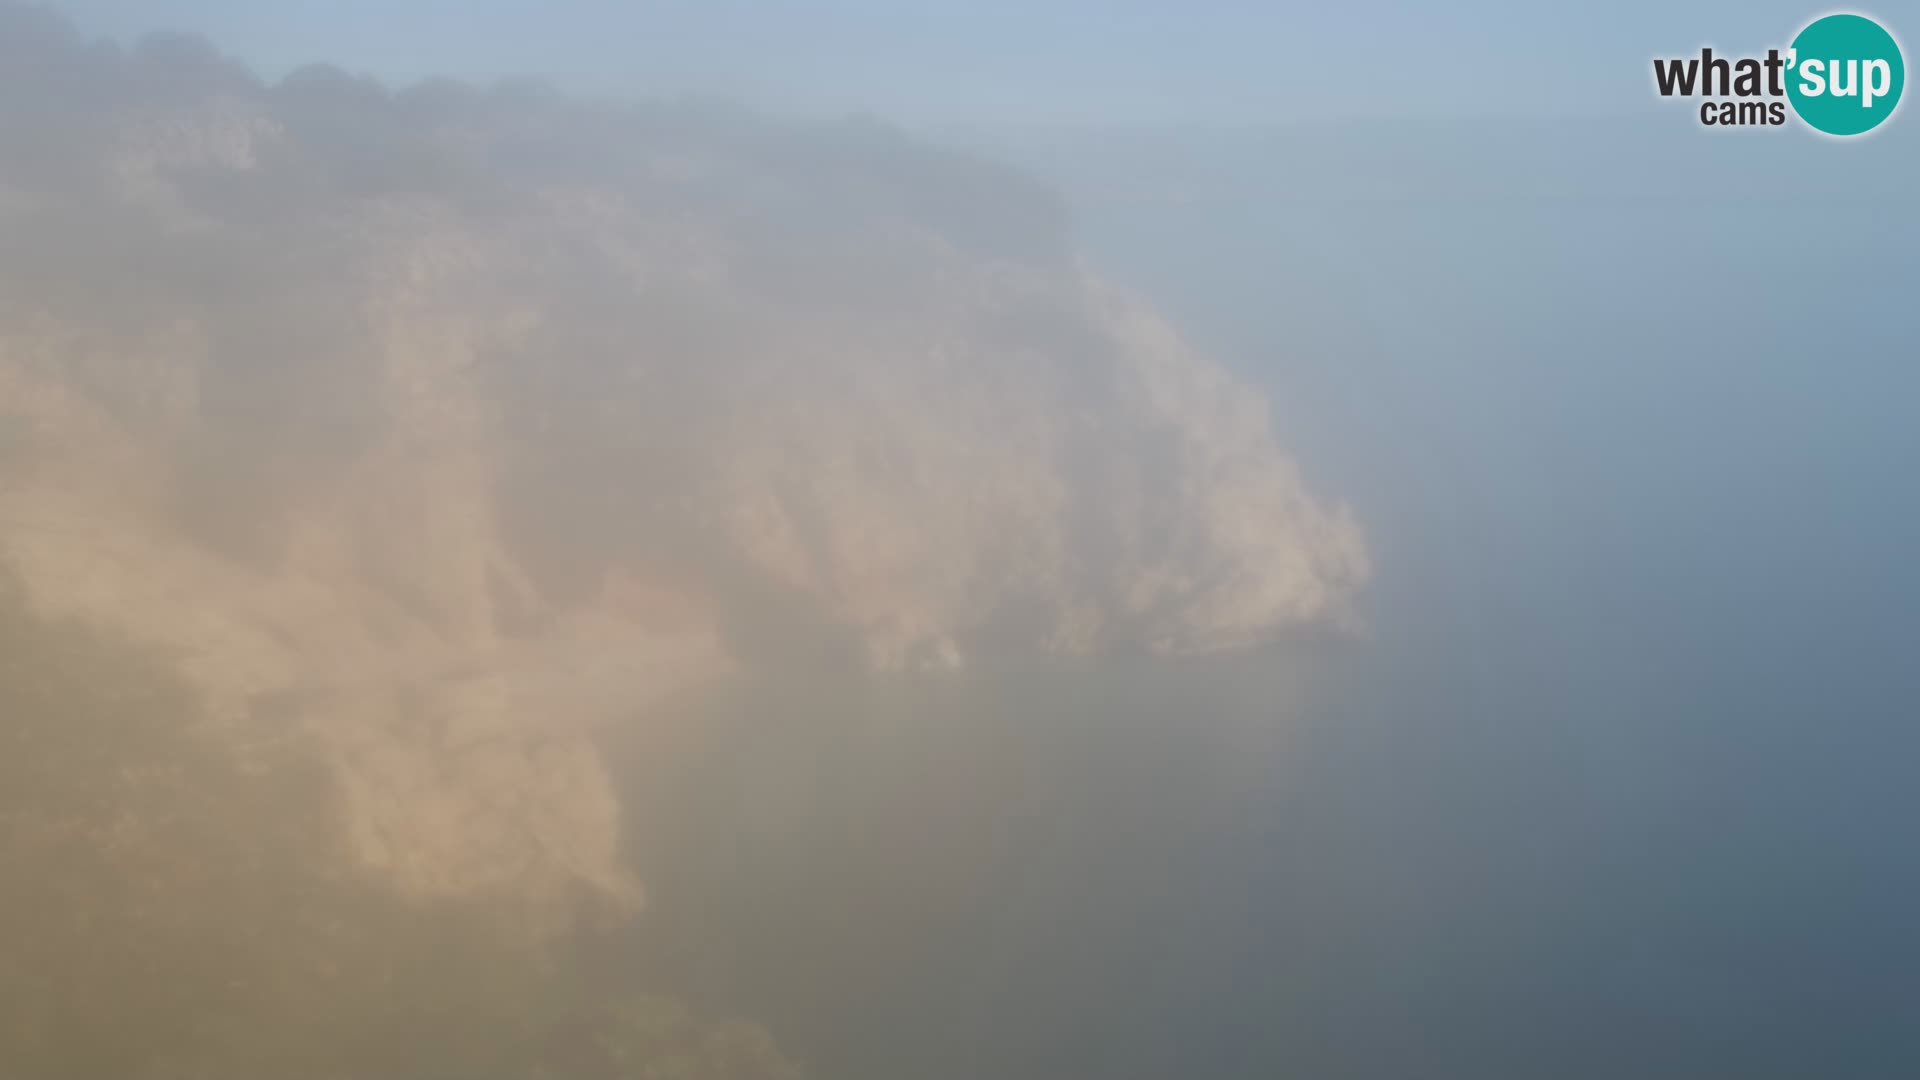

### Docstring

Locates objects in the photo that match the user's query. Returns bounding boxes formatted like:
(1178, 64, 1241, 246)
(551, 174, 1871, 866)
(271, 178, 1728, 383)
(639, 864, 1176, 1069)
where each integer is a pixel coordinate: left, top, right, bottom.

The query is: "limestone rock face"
(0, 10, 1367, 931)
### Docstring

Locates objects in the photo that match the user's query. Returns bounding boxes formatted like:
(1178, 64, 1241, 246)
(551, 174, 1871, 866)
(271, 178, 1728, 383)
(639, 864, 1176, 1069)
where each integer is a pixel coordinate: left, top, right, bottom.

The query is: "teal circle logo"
(1786, 13, 1904, 135)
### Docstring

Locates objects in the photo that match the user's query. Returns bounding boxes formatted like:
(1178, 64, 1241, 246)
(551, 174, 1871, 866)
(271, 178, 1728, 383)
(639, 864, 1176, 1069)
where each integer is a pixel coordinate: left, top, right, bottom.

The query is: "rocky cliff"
(0, 5, 1367, 934)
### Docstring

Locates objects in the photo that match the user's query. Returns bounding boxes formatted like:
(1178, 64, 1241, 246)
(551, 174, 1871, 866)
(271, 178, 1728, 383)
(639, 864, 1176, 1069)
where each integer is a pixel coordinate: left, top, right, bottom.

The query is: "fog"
(5, 3, 1920, 1078)
(955, 121, 1920, 1077)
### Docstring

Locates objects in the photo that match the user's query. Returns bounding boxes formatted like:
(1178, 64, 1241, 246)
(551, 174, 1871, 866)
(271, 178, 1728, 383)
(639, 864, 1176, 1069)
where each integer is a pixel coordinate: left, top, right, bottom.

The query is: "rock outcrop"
(0, 6, 1367, 931)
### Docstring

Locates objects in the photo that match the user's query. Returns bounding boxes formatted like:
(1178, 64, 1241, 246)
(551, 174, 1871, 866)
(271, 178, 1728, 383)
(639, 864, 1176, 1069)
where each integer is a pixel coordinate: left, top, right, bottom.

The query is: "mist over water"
(604, 124, 1920, 1078)
(928, 120, 1920, 1077)
(602, 649, 1325, 1078)
(6, 2, 1920, 1076)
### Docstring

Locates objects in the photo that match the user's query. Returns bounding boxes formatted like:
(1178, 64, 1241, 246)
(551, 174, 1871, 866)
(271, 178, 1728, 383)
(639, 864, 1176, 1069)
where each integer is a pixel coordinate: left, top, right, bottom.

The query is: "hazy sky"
(44, 0, 1848, 126)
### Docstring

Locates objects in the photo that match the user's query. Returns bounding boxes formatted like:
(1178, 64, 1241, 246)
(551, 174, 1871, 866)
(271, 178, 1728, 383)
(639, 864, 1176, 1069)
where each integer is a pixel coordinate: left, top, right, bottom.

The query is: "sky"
(42, 0, 1860, 126)
(14, 2, 1920, 1078)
